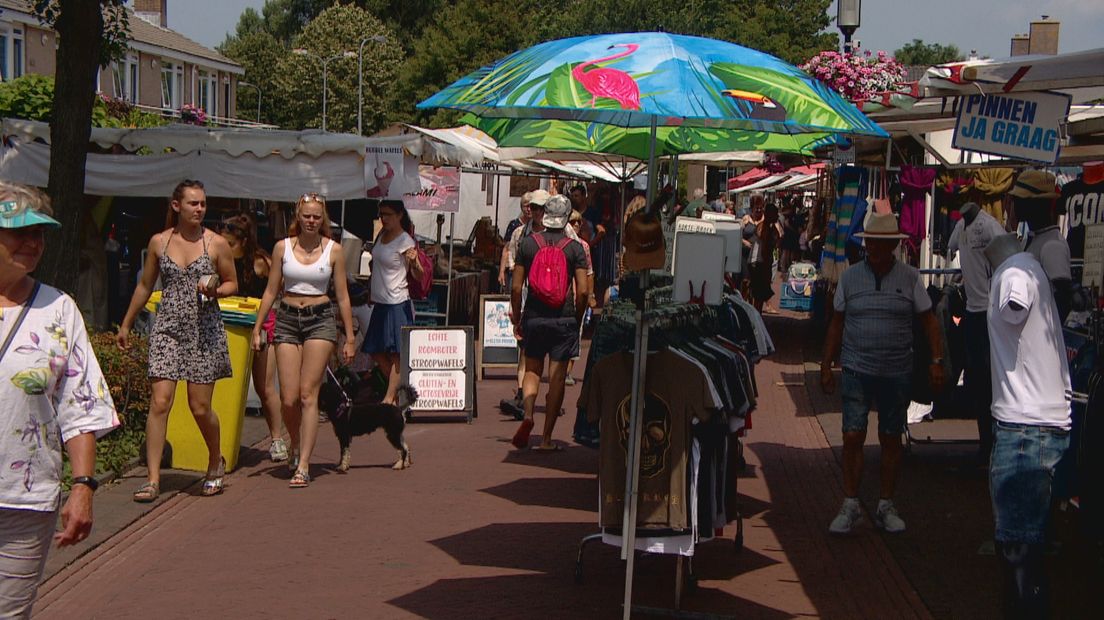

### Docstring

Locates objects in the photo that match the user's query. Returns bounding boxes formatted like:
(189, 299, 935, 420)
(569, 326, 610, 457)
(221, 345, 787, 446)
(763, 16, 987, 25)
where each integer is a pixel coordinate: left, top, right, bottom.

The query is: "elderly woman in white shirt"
(0, 182, 119, 618)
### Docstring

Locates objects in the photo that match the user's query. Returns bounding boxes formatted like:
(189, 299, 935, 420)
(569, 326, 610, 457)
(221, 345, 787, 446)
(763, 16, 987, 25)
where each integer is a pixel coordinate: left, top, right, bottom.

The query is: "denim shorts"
(273, 301, 338, 344)
(990, 420, 1070, 544)
(840, 368, 911, 435)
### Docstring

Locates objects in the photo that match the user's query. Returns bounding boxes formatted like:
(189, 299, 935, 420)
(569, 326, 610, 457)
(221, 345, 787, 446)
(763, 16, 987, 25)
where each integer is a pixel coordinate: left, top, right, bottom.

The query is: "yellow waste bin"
(145, 293, 259, 473)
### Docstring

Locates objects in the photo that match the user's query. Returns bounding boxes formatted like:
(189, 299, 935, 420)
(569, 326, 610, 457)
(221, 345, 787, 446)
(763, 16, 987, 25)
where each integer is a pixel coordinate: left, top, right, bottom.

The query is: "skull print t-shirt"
(581, 350, 720, 530)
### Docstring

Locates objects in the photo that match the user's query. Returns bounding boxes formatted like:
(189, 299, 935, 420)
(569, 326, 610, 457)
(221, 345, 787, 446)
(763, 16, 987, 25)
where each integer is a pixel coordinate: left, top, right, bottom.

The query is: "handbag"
(748, 235, 764, 266)
(0, 281, 41, 364)
(406, 234, 434, 301)
(872, 169, 893, 215)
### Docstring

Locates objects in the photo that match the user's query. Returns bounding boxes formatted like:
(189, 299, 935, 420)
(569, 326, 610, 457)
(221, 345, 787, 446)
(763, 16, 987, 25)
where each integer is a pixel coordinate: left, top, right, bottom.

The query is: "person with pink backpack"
(509, 195, 589, 450)
(363, 200, 426, 406)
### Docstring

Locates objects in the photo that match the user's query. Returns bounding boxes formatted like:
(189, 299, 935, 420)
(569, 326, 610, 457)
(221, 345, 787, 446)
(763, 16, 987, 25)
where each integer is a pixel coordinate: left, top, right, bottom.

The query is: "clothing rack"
(575, 296, 756, 612)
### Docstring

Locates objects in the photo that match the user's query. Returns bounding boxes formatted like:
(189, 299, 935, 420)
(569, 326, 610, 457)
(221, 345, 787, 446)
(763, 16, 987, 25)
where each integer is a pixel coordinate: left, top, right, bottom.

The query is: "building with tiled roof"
(0, 0, 251, 125)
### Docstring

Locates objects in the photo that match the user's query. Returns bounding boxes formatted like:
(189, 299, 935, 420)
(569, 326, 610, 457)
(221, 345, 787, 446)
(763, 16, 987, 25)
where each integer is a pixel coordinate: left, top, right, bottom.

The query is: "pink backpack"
(527, 233, 572, 309)
(406, 235, 434, 301)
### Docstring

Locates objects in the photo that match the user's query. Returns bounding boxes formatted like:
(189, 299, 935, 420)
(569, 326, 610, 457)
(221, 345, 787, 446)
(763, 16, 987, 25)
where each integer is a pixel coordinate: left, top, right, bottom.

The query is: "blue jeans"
(840, 368, 911, 435)
(990, 420, 1070, 544)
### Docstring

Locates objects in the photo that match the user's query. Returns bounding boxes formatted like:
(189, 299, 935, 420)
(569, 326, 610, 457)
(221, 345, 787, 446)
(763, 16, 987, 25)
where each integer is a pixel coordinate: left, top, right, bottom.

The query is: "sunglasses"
(299, 192, 327, 204)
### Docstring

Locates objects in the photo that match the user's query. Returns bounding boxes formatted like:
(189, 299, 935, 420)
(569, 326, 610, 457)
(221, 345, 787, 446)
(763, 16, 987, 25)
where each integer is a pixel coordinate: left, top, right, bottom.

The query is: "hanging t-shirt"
(1060, 176, 1104, 259)
(947, 209, 1006, 313)
(987, 252, 1072, 429)
(581, 350, 720, 530)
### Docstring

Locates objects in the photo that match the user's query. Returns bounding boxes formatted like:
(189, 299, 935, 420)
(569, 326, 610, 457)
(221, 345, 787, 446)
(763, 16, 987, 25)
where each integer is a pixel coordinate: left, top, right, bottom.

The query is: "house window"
(11, 28, 22, 79)
(160, 60, 182, 109)
(111, 54, 139, 102)
(0, 25, 23, 81)
(129, 57, 139, 102)
(0, 32, 8, 81)
(196, 69, 216, 115)
(223, 78, 231, 118)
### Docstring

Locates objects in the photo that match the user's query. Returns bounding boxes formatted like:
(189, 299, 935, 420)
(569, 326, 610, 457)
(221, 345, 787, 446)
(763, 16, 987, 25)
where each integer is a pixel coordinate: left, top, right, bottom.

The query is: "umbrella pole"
(621, 116, 658, 620)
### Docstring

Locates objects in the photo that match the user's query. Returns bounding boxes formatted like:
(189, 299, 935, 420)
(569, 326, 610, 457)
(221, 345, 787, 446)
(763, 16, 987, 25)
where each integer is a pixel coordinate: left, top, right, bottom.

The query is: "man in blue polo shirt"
(821, 213, 946, 535)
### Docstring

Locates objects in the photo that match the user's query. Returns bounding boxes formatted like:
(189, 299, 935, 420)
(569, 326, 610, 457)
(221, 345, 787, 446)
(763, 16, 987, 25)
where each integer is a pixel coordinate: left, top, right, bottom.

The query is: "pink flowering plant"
(180, 103, 207, 125)
(801, 50, 906, 103)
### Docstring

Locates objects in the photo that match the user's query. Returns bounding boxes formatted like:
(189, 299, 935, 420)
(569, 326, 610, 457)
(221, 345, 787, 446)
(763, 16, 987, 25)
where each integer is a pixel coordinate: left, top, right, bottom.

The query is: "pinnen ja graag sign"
(953, 91, 1071, 164)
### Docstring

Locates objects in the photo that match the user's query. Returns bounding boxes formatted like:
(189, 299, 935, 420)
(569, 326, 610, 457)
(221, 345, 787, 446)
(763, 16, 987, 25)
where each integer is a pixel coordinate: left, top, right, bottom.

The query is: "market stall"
(420, 30, 888, 616)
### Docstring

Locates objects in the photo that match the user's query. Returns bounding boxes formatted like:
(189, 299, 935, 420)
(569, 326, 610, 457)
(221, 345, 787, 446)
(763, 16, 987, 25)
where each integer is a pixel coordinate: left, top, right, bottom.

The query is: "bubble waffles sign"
(953, 91, 1071, 165)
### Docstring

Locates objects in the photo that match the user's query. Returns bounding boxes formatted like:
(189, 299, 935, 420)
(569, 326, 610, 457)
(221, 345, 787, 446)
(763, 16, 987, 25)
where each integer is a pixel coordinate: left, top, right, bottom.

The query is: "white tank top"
(282, 238, 334, 295)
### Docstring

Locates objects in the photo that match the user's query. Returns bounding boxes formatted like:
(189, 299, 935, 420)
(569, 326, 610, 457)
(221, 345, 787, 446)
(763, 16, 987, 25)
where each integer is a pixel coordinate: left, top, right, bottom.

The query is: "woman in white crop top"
(252, 194, 356, 488)
(363, 200, 424, 405)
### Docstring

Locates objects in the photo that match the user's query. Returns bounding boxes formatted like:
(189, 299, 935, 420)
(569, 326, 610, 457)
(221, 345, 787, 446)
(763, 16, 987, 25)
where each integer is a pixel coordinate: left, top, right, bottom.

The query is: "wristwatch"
(71, 476, 99, 492)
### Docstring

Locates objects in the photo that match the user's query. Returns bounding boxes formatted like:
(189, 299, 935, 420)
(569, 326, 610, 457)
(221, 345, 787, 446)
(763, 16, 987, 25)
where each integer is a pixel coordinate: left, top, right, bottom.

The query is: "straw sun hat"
(855, 212, 908, 240)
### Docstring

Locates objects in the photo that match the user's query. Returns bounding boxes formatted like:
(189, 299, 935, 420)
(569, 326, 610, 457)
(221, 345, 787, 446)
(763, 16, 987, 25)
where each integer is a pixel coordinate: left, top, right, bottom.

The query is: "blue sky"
(164, 0, 1104, 60)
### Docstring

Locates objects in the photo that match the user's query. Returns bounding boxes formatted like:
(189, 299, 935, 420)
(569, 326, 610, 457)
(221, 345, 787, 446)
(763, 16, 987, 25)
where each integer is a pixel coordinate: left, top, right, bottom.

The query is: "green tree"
(272, 4, 403, 133)
(394, 0, 539, 127)
(221, 30, 284, 125)
(893, 39, 964, 66)
(32, 0, 129, 295)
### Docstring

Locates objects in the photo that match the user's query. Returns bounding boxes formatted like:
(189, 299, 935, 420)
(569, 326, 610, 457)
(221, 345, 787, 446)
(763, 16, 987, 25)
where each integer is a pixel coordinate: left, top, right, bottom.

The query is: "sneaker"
(829, 498, 863, 535)
(874, 499, 906, 533)
(269, 438, 289, 463)
(565, 376, 576, 386)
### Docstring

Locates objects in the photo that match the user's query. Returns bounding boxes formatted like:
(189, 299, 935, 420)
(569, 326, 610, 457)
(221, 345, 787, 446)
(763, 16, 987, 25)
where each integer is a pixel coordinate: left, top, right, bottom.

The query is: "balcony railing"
(133, 104, 279, 129)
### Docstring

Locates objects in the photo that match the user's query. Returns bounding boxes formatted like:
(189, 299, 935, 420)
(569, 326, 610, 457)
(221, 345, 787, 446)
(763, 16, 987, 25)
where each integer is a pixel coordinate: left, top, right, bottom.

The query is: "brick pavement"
(33, 314, 933, 619)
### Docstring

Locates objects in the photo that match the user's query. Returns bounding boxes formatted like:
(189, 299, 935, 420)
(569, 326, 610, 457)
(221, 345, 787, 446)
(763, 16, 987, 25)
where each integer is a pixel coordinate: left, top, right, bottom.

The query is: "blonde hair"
(0, 181, 53, 217)
(287, 194, 333, 238)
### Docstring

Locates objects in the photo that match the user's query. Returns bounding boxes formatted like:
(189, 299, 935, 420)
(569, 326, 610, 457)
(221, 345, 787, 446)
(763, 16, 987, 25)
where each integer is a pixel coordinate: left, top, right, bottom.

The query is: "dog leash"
(325, 366, 354, 418)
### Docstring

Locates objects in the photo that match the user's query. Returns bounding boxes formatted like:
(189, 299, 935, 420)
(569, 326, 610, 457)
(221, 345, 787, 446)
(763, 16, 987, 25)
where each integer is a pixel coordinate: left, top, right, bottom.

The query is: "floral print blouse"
(0, 284, 119, 512)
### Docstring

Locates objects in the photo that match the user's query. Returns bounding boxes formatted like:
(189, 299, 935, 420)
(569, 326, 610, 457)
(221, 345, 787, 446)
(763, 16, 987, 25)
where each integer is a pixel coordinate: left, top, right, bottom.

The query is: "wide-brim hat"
(623, 212, 666, 271)
(1008, 169, 1058, 199)
(854, 212, 908, 240)
(0, 200, 61, 229)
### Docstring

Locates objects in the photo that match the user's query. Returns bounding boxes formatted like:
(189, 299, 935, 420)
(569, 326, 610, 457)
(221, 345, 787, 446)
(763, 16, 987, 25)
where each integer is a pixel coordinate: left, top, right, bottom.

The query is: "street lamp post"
(837, 0, 861, 54)
(292, 48, 357, 132)
(357, 35, 388, 135)
(238, 80, 262, 123)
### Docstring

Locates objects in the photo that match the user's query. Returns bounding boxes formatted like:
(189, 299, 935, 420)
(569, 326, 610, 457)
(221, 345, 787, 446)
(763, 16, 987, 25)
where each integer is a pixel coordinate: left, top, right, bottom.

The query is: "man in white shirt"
(947, 202, 1005, 456)
(985, 233, 1071, 619)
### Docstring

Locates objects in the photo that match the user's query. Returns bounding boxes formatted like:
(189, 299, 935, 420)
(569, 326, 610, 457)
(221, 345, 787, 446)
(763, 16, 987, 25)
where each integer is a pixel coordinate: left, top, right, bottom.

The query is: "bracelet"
(71, 476, 99, 492)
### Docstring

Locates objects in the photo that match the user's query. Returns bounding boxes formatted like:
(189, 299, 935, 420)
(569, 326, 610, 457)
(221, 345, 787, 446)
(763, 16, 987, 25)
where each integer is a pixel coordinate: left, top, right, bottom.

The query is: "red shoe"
(512, 419, 535, 449)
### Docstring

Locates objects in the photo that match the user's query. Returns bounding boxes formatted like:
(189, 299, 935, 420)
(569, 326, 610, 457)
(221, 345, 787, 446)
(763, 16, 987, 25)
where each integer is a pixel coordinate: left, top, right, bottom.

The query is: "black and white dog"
(319, 368, 415, 472)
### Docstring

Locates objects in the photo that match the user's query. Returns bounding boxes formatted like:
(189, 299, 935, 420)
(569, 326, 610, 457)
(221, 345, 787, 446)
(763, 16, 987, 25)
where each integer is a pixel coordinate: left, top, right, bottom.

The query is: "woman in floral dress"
(117, 180, 238, 502)
(0, 182, 119, 618)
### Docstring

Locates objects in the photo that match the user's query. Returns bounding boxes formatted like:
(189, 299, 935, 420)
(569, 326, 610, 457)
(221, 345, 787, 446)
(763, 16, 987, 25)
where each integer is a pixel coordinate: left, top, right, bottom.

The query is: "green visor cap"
(0, 200, 61, 229)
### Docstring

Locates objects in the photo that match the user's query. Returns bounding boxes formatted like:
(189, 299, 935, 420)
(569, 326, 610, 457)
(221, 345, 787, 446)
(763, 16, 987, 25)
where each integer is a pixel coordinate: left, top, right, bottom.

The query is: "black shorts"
(521, 317, 579, 362)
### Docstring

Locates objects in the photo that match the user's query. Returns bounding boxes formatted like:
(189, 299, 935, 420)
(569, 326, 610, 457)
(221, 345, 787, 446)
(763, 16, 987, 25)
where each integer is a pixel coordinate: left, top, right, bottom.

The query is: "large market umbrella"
(418, 31, 886, 619)
(418, 31, 887, 157)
